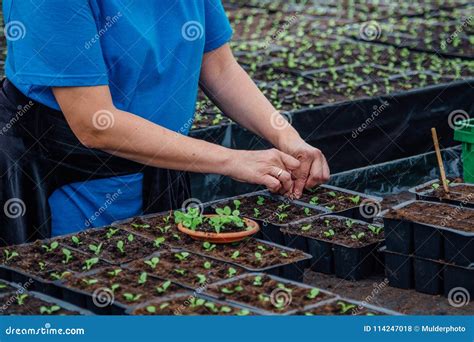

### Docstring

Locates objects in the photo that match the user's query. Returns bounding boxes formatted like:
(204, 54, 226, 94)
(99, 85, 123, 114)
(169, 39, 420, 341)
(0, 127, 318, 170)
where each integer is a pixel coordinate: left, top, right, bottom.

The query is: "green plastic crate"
(454, 118, 474, 183)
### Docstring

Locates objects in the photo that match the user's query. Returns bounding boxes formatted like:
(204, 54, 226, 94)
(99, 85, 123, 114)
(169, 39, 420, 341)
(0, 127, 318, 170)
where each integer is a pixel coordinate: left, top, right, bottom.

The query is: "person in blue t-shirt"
(1, 0, 329, 239)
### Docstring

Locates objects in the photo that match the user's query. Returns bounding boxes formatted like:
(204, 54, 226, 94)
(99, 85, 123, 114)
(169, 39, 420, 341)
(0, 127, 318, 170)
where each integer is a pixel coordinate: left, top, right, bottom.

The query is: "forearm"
(54, 87, 233, 176)
(200, 50, 300, 149)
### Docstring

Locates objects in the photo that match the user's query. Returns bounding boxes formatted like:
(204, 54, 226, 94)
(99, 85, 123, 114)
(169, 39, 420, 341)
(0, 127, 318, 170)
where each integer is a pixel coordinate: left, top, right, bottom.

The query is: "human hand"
(226, 148, 300, 195)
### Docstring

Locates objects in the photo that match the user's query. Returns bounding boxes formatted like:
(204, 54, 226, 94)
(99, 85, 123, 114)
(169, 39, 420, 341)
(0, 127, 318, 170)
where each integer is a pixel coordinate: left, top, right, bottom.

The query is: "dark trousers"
(0, 78, 190, 246)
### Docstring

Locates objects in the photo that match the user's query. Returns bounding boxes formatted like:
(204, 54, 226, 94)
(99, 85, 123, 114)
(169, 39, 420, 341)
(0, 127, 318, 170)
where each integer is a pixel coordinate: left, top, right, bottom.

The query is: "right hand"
(226, 148, 300, 196)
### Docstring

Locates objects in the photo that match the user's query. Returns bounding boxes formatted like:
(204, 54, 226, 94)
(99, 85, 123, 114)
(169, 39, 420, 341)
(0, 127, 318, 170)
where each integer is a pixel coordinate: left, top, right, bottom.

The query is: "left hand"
(278, 137, 330, 198)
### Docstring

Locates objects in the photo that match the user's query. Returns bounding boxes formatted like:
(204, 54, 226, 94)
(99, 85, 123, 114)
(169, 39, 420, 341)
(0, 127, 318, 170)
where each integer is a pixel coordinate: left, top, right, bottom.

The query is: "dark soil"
(386, 201, 474, 232)
(282, 216, 384, 247)
(60, 228, 162, 264)
(0, 241, 108, 282)
(125, 250, 245, 288)
(207, 274, 334, 313)
(62, 267, 186, 307)
(296, 300, 385, 315)
(0, 294, 78, 315)
(427, 184, 474, 204)
(212, 195, 324, 225)
(131, 297, 254, 316)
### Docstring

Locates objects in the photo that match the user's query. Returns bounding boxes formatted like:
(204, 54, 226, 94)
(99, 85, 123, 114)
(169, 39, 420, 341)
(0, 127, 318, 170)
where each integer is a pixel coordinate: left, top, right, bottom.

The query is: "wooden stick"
(431, 127, 450, 193)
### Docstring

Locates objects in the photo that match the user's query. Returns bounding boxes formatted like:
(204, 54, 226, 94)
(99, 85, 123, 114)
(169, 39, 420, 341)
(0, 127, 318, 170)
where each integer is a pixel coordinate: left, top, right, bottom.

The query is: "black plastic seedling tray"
(204, 272, 338, 315)
(383, 200, 474, 266)
(207, 190, 330, 245)
(381, 247, 473, 297)
(0, 288, 94, 315)
(290, 184, 383, 223)
(281, 215, 384, 280)
(180, 238, 312, 282)
(125, 292, 265, 315)
(410, 182, 474, 209)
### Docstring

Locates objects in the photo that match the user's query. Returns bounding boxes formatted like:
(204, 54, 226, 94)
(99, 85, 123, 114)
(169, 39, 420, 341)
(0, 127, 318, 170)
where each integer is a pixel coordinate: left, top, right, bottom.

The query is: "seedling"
(325, 204, 336, 210)
(349, 195, 361, 204)
(220, 285, 243, 294)
(257, 245, 266, 252)
(301, 224, 312, 232)
(107, 269, 122, 277)
(106, 228, 119, 239)
(62, 248, 73, 264)
(110, 284, 120, 293)
(146, 306, 156, 313)
(50, 271, 71, 281)
(233, 199, 241, 210)
(237, 309, 251, 316)
(202, 242, 216, 252)
(328, 191, 337, 197)
(16, 294, 28, 305)
(351, 232, 365, 240)
(304, 208, 311, 216)
(368, 225, 383, 235)
(127, 234, 134, 242)
(203, 261, 212, 270)
(280, 251, 289, 258)
(174, 251, 190, 261)
(174, 268, 187, 276)
(42, 241, 59, 253)
(253, 276, 263, 286)
(309, 196, 319, 205)
(276, 212, 288, 222)
(123, 293, 142, 302)
(131, 223, 150, 229)
(227, 267, 237, 278)
(323, 229, 335, 238)
(71, 236, 81, 246)
(196, 274, 207, 285)
(210, 206, 245, 233)
(88, 243, 103, 256)
(256, 196, 265, 205)
(337, 301, 356, 314)
(254, 252, 263, 262)
(38, 262, 46, 271)
(116, 240, 125, 254)
(3, 249, 19, 262)
(231, 251, 240, 259)
(82, 257, 99, 271)
(154, 237, 166, 248)
(253, 208, 260, 218)
(40, 305, 61, 315)
(345, 219, 355, 228)
(174, 207, 203, 230)
(82, 278, 99, 286)
(138, 272, 148, 285)
(306, 288, 320, 299)
(144, 257, 160, 269)
(155, 280, 172, 294)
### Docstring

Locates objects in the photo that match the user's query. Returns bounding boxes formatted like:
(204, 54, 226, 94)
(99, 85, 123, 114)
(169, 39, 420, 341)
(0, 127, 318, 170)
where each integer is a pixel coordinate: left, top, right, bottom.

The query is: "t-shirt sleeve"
(203, 0, 233, 53)
(6, 0, 108, 86)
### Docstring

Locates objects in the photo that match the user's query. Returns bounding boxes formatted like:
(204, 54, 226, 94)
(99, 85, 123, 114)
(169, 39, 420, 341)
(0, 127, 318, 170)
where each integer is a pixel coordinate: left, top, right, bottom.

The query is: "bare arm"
(200, 44, 330, 197)
(52, 85, 299, 194)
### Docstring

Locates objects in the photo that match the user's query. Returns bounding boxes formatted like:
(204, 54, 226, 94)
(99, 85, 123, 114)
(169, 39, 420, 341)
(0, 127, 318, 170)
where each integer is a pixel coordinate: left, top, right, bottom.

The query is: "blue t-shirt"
(3, 0, 232, 236)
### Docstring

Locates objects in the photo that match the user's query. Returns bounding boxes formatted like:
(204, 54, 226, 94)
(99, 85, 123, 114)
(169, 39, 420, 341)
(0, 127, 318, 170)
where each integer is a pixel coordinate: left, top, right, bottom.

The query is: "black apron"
(0, 78, 191, 246)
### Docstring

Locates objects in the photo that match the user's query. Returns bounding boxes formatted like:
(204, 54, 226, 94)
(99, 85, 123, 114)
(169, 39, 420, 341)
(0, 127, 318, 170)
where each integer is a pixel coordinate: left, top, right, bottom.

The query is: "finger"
(306, 157, 326, 189)
(271, 167, 293, 195)
(321, 154, 330, 182)
(261, 175, 282, 193)
(278, 151, 300, 171)
(292, 159, 311, 198)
